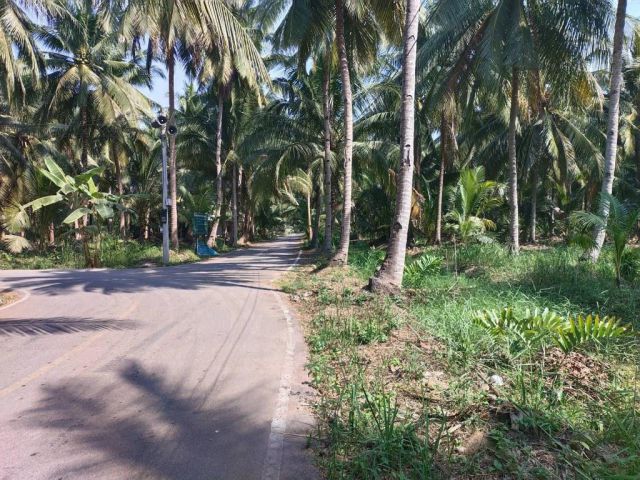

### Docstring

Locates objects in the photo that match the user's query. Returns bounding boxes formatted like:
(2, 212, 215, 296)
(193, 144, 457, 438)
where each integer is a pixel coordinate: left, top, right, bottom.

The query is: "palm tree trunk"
(322, 47, 333, 255)
(590, 0, 627, 262)
(635, 129, 640, 183)
(81, 105, 89, 168)
(507, 67, 520, 254)
(220, 197, 229, 244)
(435, 112, 447, 245)
(237, 166, 243, 243)
(112, 144, 126, 239)
(332, 0, 354, 265)
(306, 190, 313, 240)
(208, 86, 225, 248)
(145, 208, 151, 240)
(167, 49, 179, 250)
(530, 169, 538, 243)
(549, 187, 556, 236)
(369, 0, 420, 293)
(312, 182, 321, 248)
(414, 127, 422, 191)
(139, 207, 147, 241)
(231, 162, 238, 247)
(241, 173, 253, 243)
(48, 222, 55, 246)
(243, 205, 253, 242)
(435, 150, 446, 245)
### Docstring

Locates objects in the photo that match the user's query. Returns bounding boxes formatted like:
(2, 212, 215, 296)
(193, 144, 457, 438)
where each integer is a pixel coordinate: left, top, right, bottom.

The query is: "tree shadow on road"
(25, 360, 276, 479)
(0, 317, 137, 336)
(0, 238, 302, 296)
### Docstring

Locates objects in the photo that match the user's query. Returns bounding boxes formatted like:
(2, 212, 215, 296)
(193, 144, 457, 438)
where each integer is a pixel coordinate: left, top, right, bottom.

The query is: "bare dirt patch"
(0, 289, 22, 309)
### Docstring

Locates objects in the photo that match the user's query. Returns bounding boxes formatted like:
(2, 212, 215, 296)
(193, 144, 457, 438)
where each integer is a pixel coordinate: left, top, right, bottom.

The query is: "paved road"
(0, 236, 316, 480)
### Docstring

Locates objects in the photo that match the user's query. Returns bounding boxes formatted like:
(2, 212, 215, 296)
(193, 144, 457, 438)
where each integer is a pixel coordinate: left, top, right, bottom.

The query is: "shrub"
(473, 307, 632, 355)
(404, 254, 443, 287)
(349, 246, 386, 277)
(621, 249, 640, 283)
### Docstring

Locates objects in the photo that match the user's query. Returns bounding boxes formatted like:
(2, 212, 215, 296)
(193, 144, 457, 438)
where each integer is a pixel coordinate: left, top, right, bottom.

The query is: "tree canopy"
(0, 0, 637, 286)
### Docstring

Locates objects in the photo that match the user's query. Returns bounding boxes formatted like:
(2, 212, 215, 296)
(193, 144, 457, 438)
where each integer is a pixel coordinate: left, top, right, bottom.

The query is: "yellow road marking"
(0, 301, 138, 398)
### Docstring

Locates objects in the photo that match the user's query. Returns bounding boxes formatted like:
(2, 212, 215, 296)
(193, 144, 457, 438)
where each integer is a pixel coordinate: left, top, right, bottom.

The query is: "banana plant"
(18, 158, 125, 267)
(571, 193, 640, 287)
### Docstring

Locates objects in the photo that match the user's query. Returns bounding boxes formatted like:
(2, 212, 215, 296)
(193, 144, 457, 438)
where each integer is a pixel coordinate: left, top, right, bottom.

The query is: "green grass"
(351, 241, 640, 324)
(287, 241, 640, 479)
(0, 236, 201, 269)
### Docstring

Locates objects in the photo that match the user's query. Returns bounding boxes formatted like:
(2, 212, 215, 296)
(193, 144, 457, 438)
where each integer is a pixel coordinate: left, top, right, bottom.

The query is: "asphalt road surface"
(0, 235, 317, 480)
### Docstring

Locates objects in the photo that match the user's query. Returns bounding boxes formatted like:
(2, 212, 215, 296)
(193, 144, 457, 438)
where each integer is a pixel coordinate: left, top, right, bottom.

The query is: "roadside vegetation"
(284, 243, 639, 479)
(1, 0, 640, 477)
(0, 234, 200, 269)
(0, 0, 271, 268)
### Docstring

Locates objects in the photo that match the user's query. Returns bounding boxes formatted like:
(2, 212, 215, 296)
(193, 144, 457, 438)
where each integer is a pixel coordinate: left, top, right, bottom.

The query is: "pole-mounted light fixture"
(151, 111, 177, 266)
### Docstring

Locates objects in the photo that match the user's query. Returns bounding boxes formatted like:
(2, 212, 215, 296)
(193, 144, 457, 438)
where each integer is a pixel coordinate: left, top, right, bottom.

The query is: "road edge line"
(261, 247, 302, 480)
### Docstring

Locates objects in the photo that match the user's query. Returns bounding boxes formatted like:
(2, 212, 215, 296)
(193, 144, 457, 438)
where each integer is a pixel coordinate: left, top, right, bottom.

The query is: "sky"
(139, 70, 189, 111)
(22, 0, 640, 110)
(142, 0, 640, 109)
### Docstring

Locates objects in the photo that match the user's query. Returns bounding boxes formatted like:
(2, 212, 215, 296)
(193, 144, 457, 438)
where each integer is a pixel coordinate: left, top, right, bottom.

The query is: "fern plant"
(403, 254, 442, 287)
(473, 308, 632, 355)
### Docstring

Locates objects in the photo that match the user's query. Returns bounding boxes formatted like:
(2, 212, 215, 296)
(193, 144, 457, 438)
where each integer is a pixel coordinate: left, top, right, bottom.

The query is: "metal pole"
(161, 129, 170, 266)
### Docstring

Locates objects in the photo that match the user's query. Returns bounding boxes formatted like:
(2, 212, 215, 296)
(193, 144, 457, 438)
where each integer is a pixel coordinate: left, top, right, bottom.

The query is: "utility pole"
(161, 127, 170, 266)
(153, 112, 177, 266)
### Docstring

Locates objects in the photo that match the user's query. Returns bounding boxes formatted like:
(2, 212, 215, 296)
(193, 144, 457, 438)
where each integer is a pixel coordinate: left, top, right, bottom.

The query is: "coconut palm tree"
(0, 0, 46, 106)
(263, 0, 335, 253)
(590, 0, 628, 261)
(424, 0, 610, 254)
(369, 0, 421, 292)
(573, 193, 639, 286)
(205, 74, 232, 248)
(0, 95, 46, 248)
(37, 0, 152, 169)
(125, 0, 269, 250)
(97, 118, 151, 238)
(332, 0, 403, 265)
(190, 2, 269, 248)
(127, 131, 160, 242)
(445, 166, 503, 243)
(241, 69, 326, 229)
(225, 88, 261, 247)
(264, 0, 401, 262)
(331, 0, 354, 264)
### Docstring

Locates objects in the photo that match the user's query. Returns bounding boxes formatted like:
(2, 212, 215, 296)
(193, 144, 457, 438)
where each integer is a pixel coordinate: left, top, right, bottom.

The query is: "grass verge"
(282, 242, 640, 479)
(0, 236, 201, 269)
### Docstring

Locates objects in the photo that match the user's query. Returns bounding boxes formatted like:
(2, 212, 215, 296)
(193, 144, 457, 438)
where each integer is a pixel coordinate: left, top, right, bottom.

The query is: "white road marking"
(262, 247, 302, 480)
